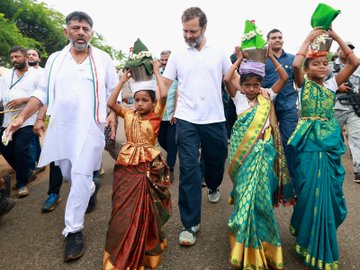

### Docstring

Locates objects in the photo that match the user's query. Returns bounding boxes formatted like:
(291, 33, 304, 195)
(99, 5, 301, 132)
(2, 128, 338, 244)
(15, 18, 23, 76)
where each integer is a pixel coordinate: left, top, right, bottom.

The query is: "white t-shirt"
(162, 43, 231, 124)
(0, 68, 40, 127)
(232, 88, 277, 115)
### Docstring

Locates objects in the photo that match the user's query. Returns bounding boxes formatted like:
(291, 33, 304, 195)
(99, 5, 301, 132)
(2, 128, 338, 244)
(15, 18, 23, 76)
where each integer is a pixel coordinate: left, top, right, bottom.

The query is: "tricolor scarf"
(46, 44, 105, 123)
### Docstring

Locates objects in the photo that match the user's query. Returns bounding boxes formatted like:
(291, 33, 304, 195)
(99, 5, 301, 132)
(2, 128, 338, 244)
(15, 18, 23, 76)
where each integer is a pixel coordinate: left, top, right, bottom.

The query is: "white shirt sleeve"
(232, 91, 249, 115)
(105, 57, 119, 101)
(222, 52, 232, 76)
(324, 76, 338, 92)
(31, 55, 55, 106)
(31, 72, 47, 105)
(162, 53, 177, 81)
(264, 88, 277, 100)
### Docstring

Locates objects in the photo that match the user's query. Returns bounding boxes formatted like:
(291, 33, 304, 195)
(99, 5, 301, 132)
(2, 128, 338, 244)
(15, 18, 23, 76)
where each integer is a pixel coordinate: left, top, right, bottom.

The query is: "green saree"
(228, 95, 293, 269)
(288, 79, 347, 270)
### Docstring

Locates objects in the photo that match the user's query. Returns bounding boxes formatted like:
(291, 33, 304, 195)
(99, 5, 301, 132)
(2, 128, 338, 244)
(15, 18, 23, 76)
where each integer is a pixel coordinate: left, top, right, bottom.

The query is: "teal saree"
(228, 95, 293, 269)
(288, 79, 347, 270)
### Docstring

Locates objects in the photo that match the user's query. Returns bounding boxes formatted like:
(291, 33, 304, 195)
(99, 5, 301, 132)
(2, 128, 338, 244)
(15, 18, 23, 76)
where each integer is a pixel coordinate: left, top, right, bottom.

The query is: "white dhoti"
(32, 45, 119, 237)
(62, 169, 95, 236)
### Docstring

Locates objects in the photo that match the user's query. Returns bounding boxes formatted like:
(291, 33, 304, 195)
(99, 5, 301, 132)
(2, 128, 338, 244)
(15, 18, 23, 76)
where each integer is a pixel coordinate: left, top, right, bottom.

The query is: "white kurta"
(33, 46, 118, 178)
(0, 68, 40, 128)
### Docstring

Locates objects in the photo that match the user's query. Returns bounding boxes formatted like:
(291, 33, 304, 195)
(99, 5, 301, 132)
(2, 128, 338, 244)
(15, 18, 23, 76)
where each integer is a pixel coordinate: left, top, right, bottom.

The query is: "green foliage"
(0, 13, 41, 66)
(0, 0, 122, 67)
(0, 0, 66, 65)
(327, 51, 335, 61)
(91, 32, 127, 64)
(10, 0, 68, 55)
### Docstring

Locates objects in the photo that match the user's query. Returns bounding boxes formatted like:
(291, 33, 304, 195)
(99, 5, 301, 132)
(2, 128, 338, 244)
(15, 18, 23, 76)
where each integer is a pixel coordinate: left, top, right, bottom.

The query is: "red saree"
(103, 103, 172, 270)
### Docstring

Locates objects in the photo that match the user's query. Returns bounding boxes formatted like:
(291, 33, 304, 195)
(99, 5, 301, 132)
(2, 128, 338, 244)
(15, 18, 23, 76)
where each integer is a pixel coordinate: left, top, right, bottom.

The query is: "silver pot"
(130, 65, 153, 81)
(241, 45, 268, 63)
(310, 35, 333, 52)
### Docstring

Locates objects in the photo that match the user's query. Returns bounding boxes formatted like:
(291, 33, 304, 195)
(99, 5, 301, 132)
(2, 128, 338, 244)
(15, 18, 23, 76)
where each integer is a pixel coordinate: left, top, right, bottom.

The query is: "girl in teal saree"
(224, 46, 294, 269)
(290, 28, 359, 270)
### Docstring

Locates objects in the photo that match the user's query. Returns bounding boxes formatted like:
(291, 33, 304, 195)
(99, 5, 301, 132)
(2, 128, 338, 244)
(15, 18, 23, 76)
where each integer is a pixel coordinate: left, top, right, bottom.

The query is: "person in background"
(328, 42, 360, 183)
(158, 50, 178, 180)
(27, 48, 44, 174)
(0, 46, 40, 198)
(263, 29, 297, 184)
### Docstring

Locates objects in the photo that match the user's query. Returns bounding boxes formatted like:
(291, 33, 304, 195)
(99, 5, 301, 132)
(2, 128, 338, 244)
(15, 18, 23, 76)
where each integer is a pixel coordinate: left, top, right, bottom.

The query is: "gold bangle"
(36, 118, 44, 121)
(275, 65, 282, 71)
(296, 52, 306, 57)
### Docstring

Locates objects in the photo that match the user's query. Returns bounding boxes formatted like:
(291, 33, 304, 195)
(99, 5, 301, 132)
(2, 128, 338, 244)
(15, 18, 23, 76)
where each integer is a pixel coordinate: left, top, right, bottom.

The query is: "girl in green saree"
(290, 28, 359, 270)
(223, 46, 294, 270)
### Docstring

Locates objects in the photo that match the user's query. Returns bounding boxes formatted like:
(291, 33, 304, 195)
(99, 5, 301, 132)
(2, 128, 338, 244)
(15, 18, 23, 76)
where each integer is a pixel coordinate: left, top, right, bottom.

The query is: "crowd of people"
(1, 5, 360, 270)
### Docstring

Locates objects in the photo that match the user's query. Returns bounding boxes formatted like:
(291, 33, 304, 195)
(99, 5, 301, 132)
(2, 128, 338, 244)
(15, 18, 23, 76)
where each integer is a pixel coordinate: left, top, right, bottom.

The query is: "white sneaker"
(208, 189, 220, 203)
(17, 186, 29, 198)
(179, 224, 200, 246)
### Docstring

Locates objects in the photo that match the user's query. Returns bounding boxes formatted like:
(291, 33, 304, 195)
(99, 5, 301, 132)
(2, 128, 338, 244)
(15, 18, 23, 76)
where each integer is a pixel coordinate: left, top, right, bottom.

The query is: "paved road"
(1, 146, 359, 270)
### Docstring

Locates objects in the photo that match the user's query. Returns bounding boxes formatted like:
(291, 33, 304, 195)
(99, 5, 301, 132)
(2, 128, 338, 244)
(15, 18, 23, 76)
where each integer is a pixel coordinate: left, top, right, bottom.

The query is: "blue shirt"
(262, 50, 296, 112)
(163, 80, 177, 121)
(161, 68, 177, 121)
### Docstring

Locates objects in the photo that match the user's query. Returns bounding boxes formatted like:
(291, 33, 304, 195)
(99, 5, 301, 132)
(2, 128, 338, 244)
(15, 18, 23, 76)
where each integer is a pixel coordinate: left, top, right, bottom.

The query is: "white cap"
(130, 79, 156, 93)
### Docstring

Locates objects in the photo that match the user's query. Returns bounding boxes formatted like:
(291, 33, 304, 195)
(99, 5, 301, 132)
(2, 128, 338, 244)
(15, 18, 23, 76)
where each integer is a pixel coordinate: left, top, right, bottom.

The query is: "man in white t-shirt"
(0, 46, 40, 198)
(27, 48, 44, 174)
(162, 7, 231, 246)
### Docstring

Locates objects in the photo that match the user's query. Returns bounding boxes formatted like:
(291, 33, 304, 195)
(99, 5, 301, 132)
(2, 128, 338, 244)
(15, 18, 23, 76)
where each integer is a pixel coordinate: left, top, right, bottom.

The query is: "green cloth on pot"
(310, 3, 341, 30)
(240, 20, 266, 50)
(124, 38, 153, 75)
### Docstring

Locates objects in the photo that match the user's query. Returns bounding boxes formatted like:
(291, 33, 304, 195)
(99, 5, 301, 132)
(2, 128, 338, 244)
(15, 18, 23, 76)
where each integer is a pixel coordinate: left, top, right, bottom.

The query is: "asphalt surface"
(1, 141, 360, 270)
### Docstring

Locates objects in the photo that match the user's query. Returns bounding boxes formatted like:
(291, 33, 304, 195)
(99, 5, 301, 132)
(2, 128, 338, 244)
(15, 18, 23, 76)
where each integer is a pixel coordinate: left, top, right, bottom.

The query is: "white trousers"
(335, 109, 360, 173)
(60, 160, 96, 237)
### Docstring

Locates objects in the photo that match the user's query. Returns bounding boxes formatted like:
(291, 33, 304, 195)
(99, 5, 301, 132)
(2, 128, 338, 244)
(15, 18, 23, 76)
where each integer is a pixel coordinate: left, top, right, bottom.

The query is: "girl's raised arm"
(152, 60, 167, 107)
(223, 47, 243, 97)
(108, 69, 131, 116)
(292, 28, 327, 88)
(328, 29, 360, 86)
(267, 45, 288, 93)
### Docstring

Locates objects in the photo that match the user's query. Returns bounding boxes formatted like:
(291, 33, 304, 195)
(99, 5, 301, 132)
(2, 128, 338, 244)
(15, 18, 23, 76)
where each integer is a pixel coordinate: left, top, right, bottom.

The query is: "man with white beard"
(6, 11, 118, 262)
(162, 6, 231, 246)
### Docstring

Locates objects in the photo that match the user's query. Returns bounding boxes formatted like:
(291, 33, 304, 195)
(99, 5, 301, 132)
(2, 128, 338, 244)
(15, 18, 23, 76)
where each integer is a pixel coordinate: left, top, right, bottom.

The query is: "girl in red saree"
(102, 60, 172, 270)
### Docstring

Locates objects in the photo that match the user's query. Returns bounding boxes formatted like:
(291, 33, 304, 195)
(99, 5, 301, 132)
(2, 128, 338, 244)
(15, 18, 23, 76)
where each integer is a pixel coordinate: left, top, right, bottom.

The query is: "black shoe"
(0, 190, 15, 216)
(28, 170, 37, 183)
(86, 177, 100, 214)
(64, 231, 84, 262)
(354, 172, 360, 183)
(3, 175, 11, 197)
